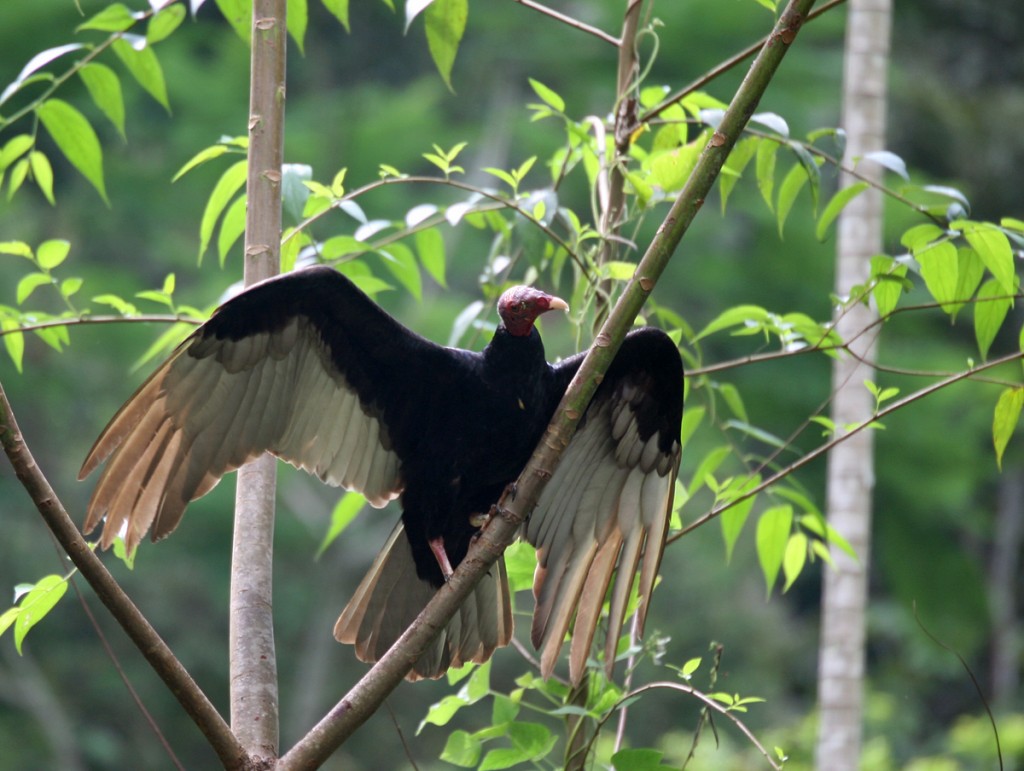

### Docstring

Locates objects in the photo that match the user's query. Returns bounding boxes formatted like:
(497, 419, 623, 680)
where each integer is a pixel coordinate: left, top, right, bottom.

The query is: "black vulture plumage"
(79, 265, 683, 682)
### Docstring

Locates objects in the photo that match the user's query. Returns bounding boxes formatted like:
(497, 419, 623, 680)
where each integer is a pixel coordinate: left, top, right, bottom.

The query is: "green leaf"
(17, 273, 52, 305)
(77, 3, 137, 32)
(217, 195, 248, 266)
(415, 227, 446, 287)
(957, 221, 1016, 296)
(214, 0, 251, 41)
(532, 78, 565, 112)
(29, 151, 55, 205)
(317, 492, 366, 558)
(440, 730, 481, 767)
(721, 492, 757, 563)
(0, 135, 34, 170)
(503, 541, 536, 594)
(915, 239, 959, 311)
(993, 387, 1024, 470)
(37, 239, 71, 270)
(900, 223, 945, 252)
(648, 142, 700, 192)
(610, 748, 669, 770)
(14, 575, 68, 653)
(815, 181, 869, 241)
(756, 505, 793, 594)
(60, 277, 83, 299)
(974, 278, 1012, 361)
(6, 158, 30, 200)
(198, 160, 247, 261)
(424, 0, 467, 91)
(1, 319, 25, 373)
(174, 145, 227, 182)
(755, 138, 777, 212)
(112, 37, 170, 111)
(321, 0, 351, 30)
(776, 162, 808, 237)
(687, 445, 730, 498)
(869, 256, 907, 318)
(782, 532, 807, 591)
(0, 241, 34, 259)
(286, 0, 308, 53)
(147, 3, 187, 44)
(377, 243, 422, 300)
(693, 304, 768, 341)
(0, 607, 20, 638)
(528, 78, 565, 113)
(719, 137, 757, 212)
(36, 99, 108, 204)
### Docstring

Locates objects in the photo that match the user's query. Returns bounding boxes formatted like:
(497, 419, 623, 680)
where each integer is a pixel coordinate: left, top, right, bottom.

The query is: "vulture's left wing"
(524, 327, 683, 684)
(79, 266, 464, 552)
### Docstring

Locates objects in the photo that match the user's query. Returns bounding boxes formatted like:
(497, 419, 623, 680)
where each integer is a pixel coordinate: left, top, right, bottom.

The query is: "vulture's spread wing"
(79, 266, 459, 552)
(524, 328, 683, 683)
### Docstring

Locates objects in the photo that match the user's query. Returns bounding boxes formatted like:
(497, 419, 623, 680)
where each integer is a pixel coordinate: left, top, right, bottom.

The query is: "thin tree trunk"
(815, 0, 891, 768)
(989, 469, 1023, 706)
(229, 0, 286, 760)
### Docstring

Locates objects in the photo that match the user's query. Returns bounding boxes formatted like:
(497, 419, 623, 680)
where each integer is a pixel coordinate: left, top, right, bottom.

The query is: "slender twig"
(0, 314, 203, 337)
(510, 0, 621, 46)
(0, 381, 247, 769)
(641, 0, 848, 123)
(673, 347, 1024, 539)
(612, 681, 781, 770)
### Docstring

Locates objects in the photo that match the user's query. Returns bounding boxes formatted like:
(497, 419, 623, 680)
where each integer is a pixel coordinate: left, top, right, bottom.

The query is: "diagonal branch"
(0, 380, 247, 770)
(279, 0, 817, 766)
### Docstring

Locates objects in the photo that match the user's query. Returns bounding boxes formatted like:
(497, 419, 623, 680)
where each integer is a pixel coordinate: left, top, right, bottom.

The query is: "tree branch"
(0, 381, 247, 769)
(279, 1, 817, 765)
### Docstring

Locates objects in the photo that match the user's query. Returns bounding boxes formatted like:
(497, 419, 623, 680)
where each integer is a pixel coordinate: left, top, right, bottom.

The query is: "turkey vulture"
(79, 265, 683, 683)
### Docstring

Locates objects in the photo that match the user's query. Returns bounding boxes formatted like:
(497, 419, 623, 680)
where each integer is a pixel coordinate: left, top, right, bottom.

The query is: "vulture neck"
(485, 326, 547, 376)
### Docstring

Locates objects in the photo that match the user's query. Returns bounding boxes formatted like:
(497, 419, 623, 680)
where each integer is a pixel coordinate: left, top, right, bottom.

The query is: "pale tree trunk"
(229, 0, 286, 761)
(815, 1, 891, 768)
(990, 470, 1023, 706)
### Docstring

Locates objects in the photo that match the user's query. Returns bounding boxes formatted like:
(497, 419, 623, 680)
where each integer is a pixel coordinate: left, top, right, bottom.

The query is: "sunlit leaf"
(112, 37, 170, 110)
(528, 78, 565, 113)
(286, 0, 308, 53)
(13, 575, 68, 654)
(0, 135, 34, 171)
(29, 151, 55, 205)
(198, 159, 247, 261)
(415, 227, 446, 287)
(915, 239, 959, 312)
(147, 2, 186, 43)
(377, 242, 422, 300)
(17, 273, 52, 305)
(77, 3, 136, 32)
(782, 532, 807, 591)
(993, 387, 1024, 470)
(756, 505, 793, 593)
(37, 99, 108, 203)
(214, 0, 250, 41)
(316, 492, 366, 558)
(755, 138, 777, 212)
(424, 0, 467, 90)
(321, 0, 351, 30)
(956, 221, 1015, 296)
(815, 181, 869, 241)
(1, 319, 25, 373)
(974, 278, 1012, 361)
(78, 62, 126, 138)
